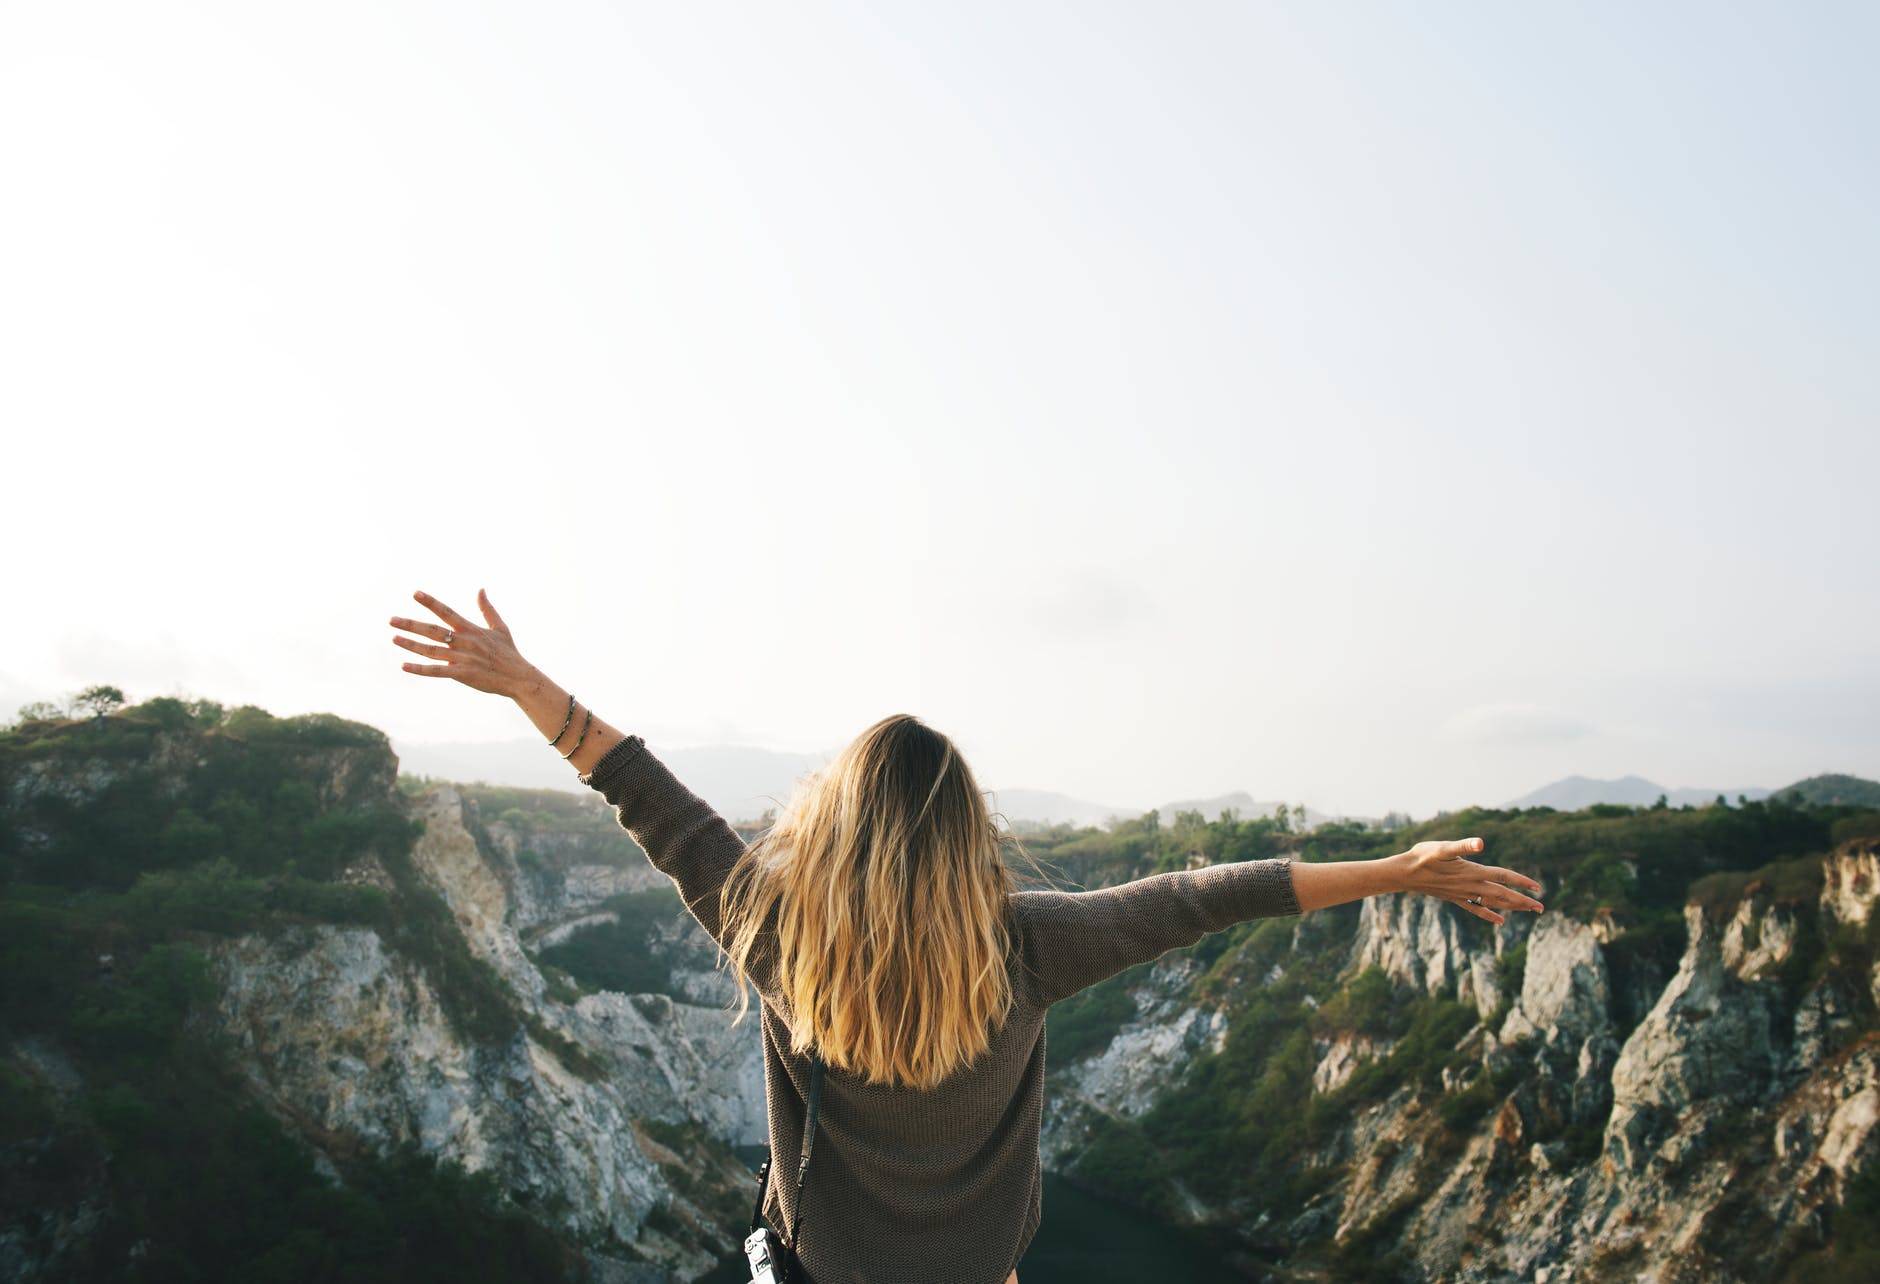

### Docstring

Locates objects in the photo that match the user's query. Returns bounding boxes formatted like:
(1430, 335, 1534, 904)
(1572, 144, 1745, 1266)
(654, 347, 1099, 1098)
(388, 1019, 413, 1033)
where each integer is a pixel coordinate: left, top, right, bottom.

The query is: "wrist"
(510, 664, 550, 702)
(1378, 850, 1412, 895)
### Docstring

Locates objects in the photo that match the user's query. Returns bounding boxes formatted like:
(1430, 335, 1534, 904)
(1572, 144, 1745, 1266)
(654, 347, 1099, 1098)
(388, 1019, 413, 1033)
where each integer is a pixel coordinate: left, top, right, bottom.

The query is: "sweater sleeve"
(579, 734, 748, 952)
(1013, 857, 1301, 1006)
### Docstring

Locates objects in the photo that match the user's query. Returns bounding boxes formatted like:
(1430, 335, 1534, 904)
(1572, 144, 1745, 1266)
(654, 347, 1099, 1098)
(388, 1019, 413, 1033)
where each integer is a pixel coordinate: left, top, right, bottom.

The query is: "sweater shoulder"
(1006, 890, 1065, 1008)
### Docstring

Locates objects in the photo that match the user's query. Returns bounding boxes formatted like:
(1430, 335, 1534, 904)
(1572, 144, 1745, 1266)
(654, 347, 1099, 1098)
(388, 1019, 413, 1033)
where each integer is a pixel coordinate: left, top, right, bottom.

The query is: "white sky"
(4, 2, 1875, 817)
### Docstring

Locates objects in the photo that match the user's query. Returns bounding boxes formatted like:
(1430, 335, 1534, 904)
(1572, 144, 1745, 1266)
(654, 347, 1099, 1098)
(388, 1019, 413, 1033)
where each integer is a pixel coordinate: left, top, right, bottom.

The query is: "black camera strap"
(747, 1052, 827, 1265)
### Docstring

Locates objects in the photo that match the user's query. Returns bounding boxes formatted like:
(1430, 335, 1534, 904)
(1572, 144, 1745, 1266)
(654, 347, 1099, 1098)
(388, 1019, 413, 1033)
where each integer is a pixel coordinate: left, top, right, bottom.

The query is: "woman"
(391, 588, 1545, 1284)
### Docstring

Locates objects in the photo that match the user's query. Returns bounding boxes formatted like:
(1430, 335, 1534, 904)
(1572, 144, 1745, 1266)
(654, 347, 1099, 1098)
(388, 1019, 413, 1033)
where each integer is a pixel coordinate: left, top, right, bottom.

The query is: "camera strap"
(747, 1051, 827, 1262)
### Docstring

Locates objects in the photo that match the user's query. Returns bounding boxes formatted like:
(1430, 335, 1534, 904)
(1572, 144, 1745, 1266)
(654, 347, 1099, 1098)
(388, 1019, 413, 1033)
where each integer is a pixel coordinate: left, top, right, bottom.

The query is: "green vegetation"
(1069, 968, 1524, 1224)
(534, 888, 689, 998)
(1496, 939, 1529, 998)
(1012, 787, 1862, 939)
(1045, 788, 1880, 1254)
(10, 691, 1879, 1276)
(1329, 1191, 1421, 1283)
(3, 696, 404, 890)
(1830, 812, 1880, 845)
(459, 780, 648, 863)
(1783, 1158, 1880, 1282)
(1602, 911, 1687, 1036)
(1013, 806, 1313, 895)
(1774, 775, 1880, 809)
(635, 1116, 750, 1235)
(0, 694, 598, 1280)
(1690, 851, 1829, 920)
(1313, 965, 1399, 1039)
(1436, 1059, 1529, 1134)
(0, 897, 588, 1282)
(1045, 968, 1142, 1067)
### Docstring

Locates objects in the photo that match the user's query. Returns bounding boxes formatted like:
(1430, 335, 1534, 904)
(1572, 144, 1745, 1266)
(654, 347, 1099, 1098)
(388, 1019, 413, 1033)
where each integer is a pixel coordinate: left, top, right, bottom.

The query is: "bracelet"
(548, 693, 576, 748)
(560, 705, 594, 760)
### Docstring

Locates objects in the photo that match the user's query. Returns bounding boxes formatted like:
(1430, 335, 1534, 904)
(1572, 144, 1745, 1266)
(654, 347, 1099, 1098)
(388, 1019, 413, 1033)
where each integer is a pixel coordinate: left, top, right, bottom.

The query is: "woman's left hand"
(390, 588, 539, 698)
(1394, 837, 1545, 927)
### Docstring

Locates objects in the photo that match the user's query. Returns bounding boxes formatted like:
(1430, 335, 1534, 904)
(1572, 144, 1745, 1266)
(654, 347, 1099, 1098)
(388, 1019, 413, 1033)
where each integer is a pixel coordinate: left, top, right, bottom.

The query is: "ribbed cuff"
(578, 733, 646, 793)
(1220, 855, 1302, 920)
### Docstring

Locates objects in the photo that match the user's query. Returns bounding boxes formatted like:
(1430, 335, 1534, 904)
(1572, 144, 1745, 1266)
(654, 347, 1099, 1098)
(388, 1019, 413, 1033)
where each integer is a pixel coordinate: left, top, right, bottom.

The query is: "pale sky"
(4, 2, 1875, 818)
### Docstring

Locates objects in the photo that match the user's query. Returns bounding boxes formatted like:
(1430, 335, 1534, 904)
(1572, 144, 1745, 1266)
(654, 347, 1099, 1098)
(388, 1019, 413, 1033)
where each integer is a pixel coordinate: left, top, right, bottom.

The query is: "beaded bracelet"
(548, 693, 576, 749)
(559, 705, 594, 760)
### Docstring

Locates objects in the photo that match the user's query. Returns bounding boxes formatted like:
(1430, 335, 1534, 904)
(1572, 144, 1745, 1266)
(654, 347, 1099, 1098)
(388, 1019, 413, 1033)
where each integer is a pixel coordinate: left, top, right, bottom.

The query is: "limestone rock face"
(1313, 1030, 1393, 1094)
(1821, 841, 1879, 929)
(211, 926, 671, 1245)
(1499, 914, 1612, 1051)
(1348, 890, 1528, 1018)
(1040, 841, 1880, 1284)
(1053, 954, 1227, 1123)
(1604, 902, 1786, 1171)
(4, 718, 778, 1282)
(415, 785, 765, 1135)
(206, 780, 767, 1280)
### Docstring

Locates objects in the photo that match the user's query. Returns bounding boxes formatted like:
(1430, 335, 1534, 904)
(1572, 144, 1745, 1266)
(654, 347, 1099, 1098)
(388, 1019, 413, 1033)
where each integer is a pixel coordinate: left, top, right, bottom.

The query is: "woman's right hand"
(391, 588, 540, 699)
(1393, 837, 1544, 927)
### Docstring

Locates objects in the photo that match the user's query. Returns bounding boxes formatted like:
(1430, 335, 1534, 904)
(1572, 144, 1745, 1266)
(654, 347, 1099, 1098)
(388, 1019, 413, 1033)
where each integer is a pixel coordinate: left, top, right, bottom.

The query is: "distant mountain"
(397, 739, 1159, 832)
(1505, 774, 1772, 810)
(984, 788, 1138, 829)
(391, 738, 1393, 834)
(1770, 773, 1880, 807)
(393, 736, 830, 824)
(1156, 790, 1379, 831)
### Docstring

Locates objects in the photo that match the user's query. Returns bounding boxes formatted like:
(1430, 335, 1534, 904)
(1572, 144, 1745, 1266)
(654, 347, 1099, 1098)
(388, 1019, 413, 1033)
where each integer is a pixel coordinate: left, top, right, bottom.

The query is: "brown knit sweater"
(580, 734, 1302, 1284)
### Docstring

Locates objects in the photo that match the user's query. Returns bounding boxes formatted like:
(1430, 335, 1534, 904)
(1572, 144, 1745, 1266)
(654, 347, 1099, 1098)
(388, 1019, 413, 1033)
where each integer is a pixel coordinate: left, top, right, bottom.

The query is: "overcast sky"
(4, 2, 1874, 818)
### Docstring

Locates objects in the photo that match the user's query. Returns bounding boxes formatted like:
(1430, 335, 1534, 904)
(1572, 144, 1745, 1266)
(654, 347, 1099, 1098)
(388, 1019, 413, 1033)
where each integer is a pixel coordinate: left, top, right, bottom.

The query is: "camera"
(744, 1225, 789, 1284)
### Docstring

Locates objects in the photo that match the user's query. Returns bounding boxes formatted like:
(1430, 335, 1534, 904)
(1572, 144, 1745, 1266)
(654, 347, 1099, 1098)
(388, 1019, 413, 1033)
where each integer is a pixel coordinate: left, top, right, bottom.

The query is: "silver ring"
(1467, 895, 1483, 906)
(444, 629, 455, 645)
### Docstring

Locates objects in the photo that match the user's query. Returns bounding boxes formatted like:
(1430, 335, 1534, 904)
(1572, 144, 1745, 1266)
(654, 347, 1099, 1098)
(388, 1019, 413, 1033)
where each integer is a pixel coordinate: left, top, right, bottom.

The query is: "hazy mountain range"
(1500, 775, 1774, 811)
(392, 736, 829, 823)
(396, 737, 1822, 829)
(390, 737, 1386, 829)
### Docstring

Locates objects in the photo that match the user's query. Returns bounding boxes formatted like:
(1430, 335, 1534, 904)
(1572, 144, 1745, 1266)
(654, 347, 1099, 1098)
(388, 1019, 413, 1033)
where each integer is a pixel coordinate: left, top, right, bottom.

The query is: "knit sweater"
(580, 734, 1302, 1284)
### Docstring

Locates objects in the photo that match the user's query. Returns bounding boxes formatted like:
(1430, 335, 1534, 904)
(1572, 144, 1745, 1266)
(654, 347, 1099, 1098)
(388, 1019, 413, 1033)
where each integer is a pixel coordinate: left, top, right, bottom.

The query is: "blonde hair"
(716, 714, 1035, 1090)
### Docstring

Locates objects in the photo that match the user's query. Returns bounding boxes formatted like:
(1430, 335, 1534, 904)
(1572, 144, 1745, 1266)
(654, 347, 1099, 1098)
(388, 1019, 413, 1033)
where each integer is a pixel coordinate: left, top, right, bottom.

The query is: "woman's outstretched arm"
(1014, 857, 1302, 1007)
(390, 588, 749, 948)
(1014, 839, 1545, 1008)
(391, 587, 629, 774)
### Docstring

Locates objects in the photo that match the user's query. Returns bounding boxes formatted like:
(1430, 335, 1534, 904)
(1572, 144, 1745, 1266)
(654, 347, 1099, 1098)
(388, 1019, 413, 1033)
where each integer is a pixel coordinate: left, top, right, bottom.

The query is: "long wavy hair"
(715, 714, 1037, 1090)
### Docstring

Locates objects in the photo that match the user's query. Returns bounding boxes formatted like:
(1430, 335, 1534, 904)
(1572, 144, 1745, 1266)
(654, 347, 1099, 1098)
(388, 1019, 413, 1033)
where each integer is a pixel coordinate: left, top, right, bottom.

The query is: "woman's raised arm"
(391, 587, 628, 776)
(390, 588, 748, 948)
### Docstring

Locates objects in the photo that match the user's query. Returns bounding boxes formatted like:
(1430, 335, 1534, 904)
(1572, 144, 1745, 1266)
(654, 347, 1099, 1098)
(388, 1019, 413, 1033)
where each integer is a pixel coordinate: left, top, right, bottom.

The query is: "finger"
(1447, 837, 1485, 856)
(400, 662, 454, 677)
(1446, 893, 1505, 926)
(1486, 866, 1544, 894)
(477, 587, 509, 633)
(392, 635, 451, 661)
(413, 589, 475, 632)
(389, 615, 451, 643)
(1472, 881, 1544, 913)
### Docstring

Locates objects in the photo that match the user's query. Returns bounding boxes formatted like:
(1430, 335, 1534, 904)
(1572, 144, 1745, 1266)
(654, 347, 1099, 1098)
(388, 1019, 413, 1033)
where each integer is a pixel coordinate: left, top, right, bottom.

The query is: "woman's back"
(582, 732, 1300, 1284)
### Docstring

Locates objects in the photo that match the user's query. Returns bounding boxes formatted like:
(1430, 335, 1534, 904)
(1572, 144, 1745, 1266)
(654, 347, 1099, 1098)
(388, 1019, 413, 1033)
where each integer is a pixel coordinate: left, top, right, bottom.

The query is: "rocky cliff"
(205, 781, 767, 1278)
(9, 703, 1877, 1282)
(0, 707, 766, 1283)
(1039, 837, 1880, 1282)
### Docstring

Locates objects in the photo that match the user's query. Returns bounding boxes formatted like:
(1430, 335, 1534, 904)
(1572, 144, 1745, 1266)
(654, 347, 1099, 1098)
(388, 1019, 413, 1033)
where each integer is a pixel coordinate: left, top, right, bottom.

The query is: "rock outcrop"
(200, 780, 767, 1278)
(1040, 838, 1880, 1282)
